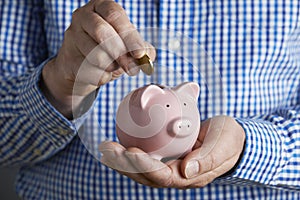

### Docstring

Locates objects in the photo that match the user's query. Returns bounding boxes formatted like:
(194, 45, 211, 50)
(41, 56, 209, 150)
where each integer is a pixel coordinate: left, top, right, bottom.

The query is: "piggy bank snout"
(167, 118, 193, 137)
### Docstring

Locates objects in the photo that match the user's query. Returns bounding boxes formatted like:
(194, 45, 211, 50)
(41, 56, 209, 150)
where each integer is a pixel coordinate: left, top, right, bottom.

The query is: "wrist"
(40, 58, 79, 119)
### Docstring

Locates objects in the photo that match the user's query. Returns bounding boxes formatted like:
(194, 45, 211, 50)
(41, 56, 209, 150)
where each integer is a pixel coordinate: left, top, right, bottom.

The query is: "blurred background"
(0, 167, 20, 200)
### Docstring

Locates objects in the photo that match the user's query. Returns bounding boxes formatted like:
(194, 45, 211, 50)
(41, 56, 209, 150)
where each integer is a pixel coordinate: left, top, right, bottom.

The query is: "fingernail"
(98, 72, 112, 86)
(130, 44, 145, 59)
(132, 50, 145, 59)
(185, 160, 199, 179)
(127, 63, 140, 76)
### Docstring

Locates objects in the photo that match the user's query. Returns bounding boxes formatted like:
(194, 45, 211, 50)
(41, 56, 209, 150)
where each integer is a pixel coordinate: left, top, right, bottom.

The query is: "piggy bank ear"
(140, 85, 164, 109)
(173, 82, 200, 100)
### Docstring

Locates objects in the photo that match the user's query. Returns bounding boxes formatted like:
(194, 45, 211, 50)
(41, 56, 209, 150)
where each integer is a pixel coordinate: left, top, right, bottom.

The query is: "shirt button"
(59, 128, 69, 135)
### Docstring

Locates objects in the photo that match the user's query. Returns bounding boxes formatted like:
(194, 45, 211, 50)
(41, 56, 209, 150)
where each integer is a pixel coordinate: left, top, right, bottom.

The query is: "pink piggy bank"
(115, 82, 200, 160)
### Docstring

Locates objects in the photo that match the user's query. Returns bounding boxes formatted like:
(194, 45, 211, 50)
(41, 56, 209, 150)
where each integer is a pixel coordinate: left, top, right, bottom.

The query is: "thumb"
(181, 116, 227, 179)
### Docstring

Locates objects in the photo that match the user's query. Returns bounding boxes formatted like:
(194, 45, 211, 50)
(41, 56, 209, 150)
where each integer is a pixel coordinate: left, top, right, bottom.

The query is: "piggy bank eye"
(183, 103, 187, 106)
(166, 104, 170, 108)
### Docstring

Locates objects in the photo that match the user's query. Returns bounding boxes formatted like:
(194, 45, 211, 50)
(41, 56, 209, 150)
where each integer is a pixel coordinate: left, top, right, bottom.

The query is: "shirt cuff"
(215, 117, 283, 187)
(19, 58, 93, 148)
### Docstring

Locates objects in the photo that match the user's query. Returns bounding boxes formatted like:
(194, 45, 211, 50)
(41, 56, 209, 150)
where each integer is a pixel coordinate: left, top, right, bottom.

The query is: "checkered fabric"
(0, 0, 300, 199)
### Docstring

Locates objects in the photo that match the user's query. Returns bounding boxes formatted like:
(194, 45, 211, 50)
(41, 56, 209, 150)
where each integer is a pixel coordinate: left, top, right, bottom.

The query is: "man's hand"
(40, 0, 155, 118)
(99, 115, 245, 189)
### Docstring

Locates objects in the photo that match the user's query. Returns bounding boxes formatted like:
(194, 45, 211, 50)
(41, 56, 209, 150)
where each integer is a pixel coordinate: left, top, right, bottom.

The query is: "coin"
(136, 54, 154, 75)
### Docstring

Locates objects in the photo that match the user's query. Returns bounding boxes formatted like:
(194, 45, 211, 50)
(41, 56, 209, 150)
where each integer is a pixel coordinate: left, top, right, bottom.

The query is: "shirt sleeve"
(0, 0, 92, 167)
(0, 58, 89, 166)
(216, 103, 300, 192)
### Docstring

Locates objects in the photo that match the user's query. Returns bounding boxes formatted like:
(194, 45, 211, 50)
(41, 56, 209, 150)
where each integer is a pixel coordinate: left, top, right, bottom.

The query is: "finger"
(124, 147, 168, 173)
(82, 21, 138, 75)
(99, 141, 138, 173)
(75, 59, 114, 87)
(163, 160, 193, 189)
(144, 41, 156, 62)
(95, 1, 146, 58)
(78, 8, 135, 73)
(71, 6, 123, 69)
(124, 148, 173, 187)
(72, 31, 126, 80)
(70, 29, 116, 71)
(196, 117, 225, 157)
(117, 53, 141, 76)
(99, 143, 164, 187)
(99, 142, 165, 187)
(182, 116, 241, 179)
(111, 67, 125, 80)
(79, 8, 126, 57)
(84, 44, 139, 76)
(101, 151, 137, 173)
(190, 155, 241, 188)
(72, 29, 99, 59)
(192, 118, 212, 149)
(85, 45, 117, 72)
(117, 169, 160, 188)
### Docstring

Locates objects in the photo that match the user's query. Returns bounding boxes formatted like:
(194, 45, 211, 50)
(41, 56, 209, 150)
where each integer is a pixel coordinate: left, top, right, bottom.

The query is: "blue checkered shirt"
(1, 0, 300, 199)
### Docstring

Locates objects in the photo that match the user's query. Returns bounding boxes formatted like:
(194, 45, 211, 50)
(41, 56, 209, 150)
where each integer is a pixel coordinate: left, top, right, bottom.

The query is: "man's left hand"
(99, 115, 245, 189)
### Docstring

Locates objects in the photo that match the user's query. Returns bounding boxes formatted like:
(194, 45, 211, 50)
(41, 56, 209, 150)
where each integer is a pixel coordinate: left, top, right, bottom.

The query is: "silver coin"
(137, 54, 154, 75)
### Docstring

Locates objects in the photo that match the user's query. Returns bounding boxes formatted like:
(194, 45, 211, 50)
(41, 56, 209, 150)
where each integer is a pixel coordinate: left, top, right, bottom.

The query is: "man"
(0, 0, 299, 199)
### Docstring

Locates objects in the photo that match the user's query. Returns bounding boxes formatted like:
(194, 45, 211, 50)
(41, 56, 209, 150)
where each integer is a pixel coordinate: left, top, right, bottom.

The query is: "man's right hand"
(40, 0, 156, 118)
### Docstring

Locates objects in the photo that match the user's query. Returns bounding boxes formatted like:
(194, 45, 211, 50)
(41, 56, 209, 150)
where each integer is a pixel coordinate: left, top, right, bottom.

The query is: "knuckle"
(206, 153, 217, 170)
(120, 26, 139, 40)
(209, 154, 217, 167)
(111, 68, 124, 79)
(200, 154, 216, 173)
(98, 1, 126, 22)
(94, 23, 113, 44)
(106, 9, 124, 23)
(199, 153, 216, 174)
(98, 72, 112, 86)
(105, 63, 119, 72)
(161, 177, 173, 188)
(72, 8, 82, 22)
(64, 27, 74, 39)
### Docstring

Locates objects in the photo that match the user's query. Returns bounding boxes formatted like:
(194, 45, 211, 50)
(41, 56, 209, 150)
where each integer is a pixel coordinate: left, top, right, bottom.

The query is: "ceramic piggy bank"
(115, 82, 200, 160)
